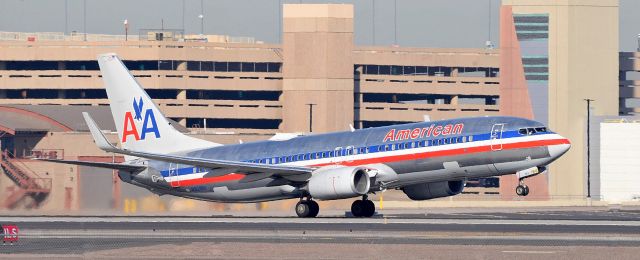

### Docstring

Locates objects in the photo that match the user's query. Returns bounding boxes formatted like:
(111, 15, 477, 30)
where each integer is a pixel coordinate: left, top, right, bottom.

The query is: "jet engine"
(308, 166, 371, 200)
(402, 180, 464, 200)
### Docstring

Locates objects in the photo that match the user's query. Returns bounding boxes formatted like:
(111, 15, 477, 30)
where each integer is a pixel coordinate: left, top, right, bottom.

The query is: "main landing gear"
(295, 198, 319, 218)
(350, 195, 375, 217)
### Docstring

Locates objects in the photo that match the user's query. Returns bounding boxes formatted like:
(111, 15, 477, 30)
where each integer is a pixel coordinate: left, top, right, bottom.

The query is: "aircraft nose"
(549, 135, 571, 158)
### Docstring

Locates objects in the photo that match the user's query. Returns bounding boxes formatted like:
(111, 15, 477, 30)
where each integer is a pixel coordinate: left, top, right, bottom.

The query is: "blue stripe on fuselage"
(158, 130, 552, 177)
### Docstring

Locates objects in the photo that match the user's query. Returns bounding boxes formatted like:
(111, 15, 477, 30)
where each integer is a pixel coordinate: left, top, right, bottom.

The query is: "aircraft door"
(490, 123, 504, 151)
(168, 163, 180, 187)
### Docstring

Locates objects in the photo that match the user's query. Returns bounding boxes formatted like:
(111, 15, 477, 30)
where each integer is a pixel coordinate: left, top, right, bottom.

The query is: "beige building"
(500, 0, 619, 199)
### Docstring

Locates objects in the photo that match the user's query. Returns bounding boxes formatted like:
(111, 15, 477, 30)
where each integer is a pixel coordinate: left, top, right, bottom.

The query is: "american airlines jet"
(41, 54, 571, 218)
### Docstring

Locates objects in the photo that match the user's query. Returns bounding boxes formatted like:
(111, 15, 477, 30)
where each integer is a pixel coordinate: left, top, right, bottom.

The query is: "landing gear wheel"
(295, 201, 311, 218)
(516, 185, 529, 196)
(351, 200, 365, 217)
(362, 200, 375, 217)
(351, 199, 375, 217)
(295, 200, 319, 218)
(307, 200, 319, 218)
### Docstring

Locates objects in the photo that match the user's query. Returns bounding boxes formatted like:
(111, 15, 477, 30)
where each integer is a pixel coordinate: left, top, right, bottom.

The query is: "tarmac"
(1, 207, 640, 259)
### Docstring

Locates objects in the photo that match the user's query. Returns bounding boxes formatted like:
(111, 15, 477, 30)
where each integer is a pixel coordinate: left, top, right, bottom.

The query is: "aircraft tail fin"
(97, 53, 220, 154)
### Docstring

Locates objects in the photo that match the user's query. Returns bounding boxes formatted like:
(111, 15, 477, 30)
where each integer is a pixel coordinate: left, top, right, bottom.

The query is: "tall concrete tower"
(281, 4, 354, 133)
(499, 0, 619, 199)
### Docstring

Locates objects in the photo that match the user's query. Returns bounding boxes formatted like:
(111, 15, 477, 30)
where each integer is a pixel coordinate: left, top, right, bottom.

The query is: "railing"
(0, 151, 52, 209)
(23, 149, 64, 160)
(25, 178, 52, 192)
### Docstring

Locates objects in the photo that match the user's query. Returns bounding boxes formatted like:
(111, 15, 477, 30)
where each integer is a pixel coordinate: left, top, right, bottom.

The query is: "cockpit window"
(519, 127, 546, 135)
(519, 128, 528, 135)
(527, 128, 536, 135)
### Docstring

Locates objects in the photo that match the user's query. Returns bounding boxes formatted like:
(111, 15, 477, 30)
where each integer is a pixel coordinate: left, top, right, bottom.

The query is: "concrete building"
(499, 0, 620, 200)
(0, 4, 502, 211)
(0, 1, 631, 211)
(583, 116, 640, 203)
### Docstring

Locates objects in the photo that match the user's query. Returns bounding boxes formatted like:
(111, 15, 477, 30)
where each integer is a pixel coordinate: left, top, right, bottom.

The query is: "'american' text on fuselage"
(383, 123, 464, 142)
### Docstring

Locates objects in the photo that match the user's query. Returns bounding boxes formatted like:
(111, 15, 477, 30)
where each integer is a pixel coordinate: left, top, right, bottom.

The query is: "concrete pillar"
(57, 61, 66, 70)
(177, 90, 187, 100)
(450, 96, 459, 106)
(282, 4, 354, 133)
(176, 61, 187, 71)
(58, 90, 66, 99)
(0, 61, 6, 70)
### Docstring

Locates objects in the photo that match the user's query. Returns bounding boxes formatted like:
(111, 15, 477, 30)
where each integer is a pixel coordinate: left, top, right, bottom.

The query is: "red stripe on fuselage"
(172, 138, 569, 187)
(170, 173, 245, 186)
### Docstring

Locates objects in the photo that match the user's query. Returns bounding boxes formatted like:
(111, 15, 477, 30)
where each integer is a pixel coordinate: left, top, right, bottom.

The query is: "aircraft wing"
(34, 158, 146, 172)
(82, 112, 314, 181)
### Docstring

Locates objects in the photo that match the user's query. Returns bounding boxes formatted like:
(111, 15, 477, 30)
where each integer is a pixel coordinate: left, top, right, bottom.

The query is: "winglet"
(82, 112, 120, 153)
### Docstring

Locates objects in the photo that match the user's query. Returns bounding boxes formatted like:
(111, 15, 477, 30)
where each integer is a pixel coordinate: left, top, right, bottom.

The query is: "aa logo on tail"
(122, 97, 160, 142)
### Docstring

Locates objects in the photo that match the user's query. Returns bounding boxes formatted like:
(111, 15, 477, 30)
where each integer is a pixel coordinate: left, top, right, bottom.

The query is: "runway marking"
(2, 216, 640, 227)
(502, 250, 556, 254)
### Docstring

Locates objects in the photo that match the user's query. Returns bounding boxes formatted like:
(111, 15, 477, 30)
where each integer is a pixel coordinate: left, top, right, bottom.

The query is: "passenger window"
(527, 128, 536, 135)
(468, 136, 474, 142)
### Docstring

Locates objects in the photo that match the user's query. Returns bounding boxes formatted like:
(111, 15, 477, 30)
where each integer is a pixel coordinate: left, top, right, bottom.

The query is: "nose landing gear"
(515, 166, 545, 196)
(516, 181, 530, 196)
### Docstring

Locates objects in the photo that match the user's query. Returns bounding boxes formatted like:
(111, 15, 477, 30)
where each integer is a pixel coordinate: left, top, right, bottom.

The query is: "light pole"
(123, 19, 128, 41)
(198, 14, 204, 36)
(584, 98, 594, 199)
(199, 0, 205, 36)
(306, 103, 316, 133)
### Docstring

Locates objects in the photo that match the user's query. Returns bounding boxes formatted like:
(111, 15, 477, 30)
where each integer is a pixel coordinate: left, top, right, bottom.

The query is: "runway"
(1, 208, 640, 259)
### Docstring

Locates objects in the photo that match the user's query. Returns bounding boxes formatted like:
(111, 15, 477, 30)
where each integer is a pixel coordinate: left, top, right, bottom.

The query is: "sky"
(0, 0, 638, 51)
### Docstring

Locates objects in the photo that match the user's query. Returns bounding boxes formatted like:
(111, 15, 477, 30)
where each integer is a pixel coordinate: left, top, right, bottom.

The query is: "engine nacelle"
(308, 166, 371, 200)
(402, 180, 464, 201)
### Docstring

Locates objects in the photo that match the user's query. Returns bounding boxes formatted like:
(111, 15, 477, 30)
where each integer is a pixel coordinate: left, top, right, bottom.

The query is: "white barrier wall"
(600, 123, 640, 202)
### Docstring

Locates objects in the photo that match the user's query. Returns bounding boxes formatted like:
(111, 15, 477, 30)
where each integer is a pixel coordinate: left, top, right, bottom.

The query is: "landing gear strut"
(351, 195, 375, 217)
(295, 198, 319, 218)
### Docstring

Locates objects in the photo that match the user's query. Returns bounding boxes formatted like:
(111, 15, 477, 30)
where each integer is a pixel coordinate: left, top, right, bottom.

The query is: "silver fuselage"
(121, 116, 570, 202)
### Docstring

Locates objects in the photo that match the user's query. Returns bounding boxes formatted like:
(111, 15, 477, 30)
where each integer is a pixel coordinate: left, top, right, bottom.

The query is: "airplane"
(40, 53, 571, 218)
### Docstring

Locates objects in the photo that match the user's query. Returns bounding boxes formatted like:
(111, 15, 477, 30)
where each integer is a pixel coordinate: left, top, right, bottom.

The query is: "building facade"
(499, 0, 619, 200)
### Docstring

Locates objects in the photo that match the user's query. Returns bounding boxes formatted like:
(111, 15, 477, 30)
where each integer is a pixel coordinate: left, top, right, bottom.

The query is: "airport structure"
(0, 1, 637, 211)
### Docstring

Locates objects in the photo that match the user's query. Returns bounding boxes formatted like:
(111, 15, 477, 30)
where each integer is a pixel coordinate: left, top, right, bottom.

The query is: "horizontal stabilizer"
(83, 112, 314, 179)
